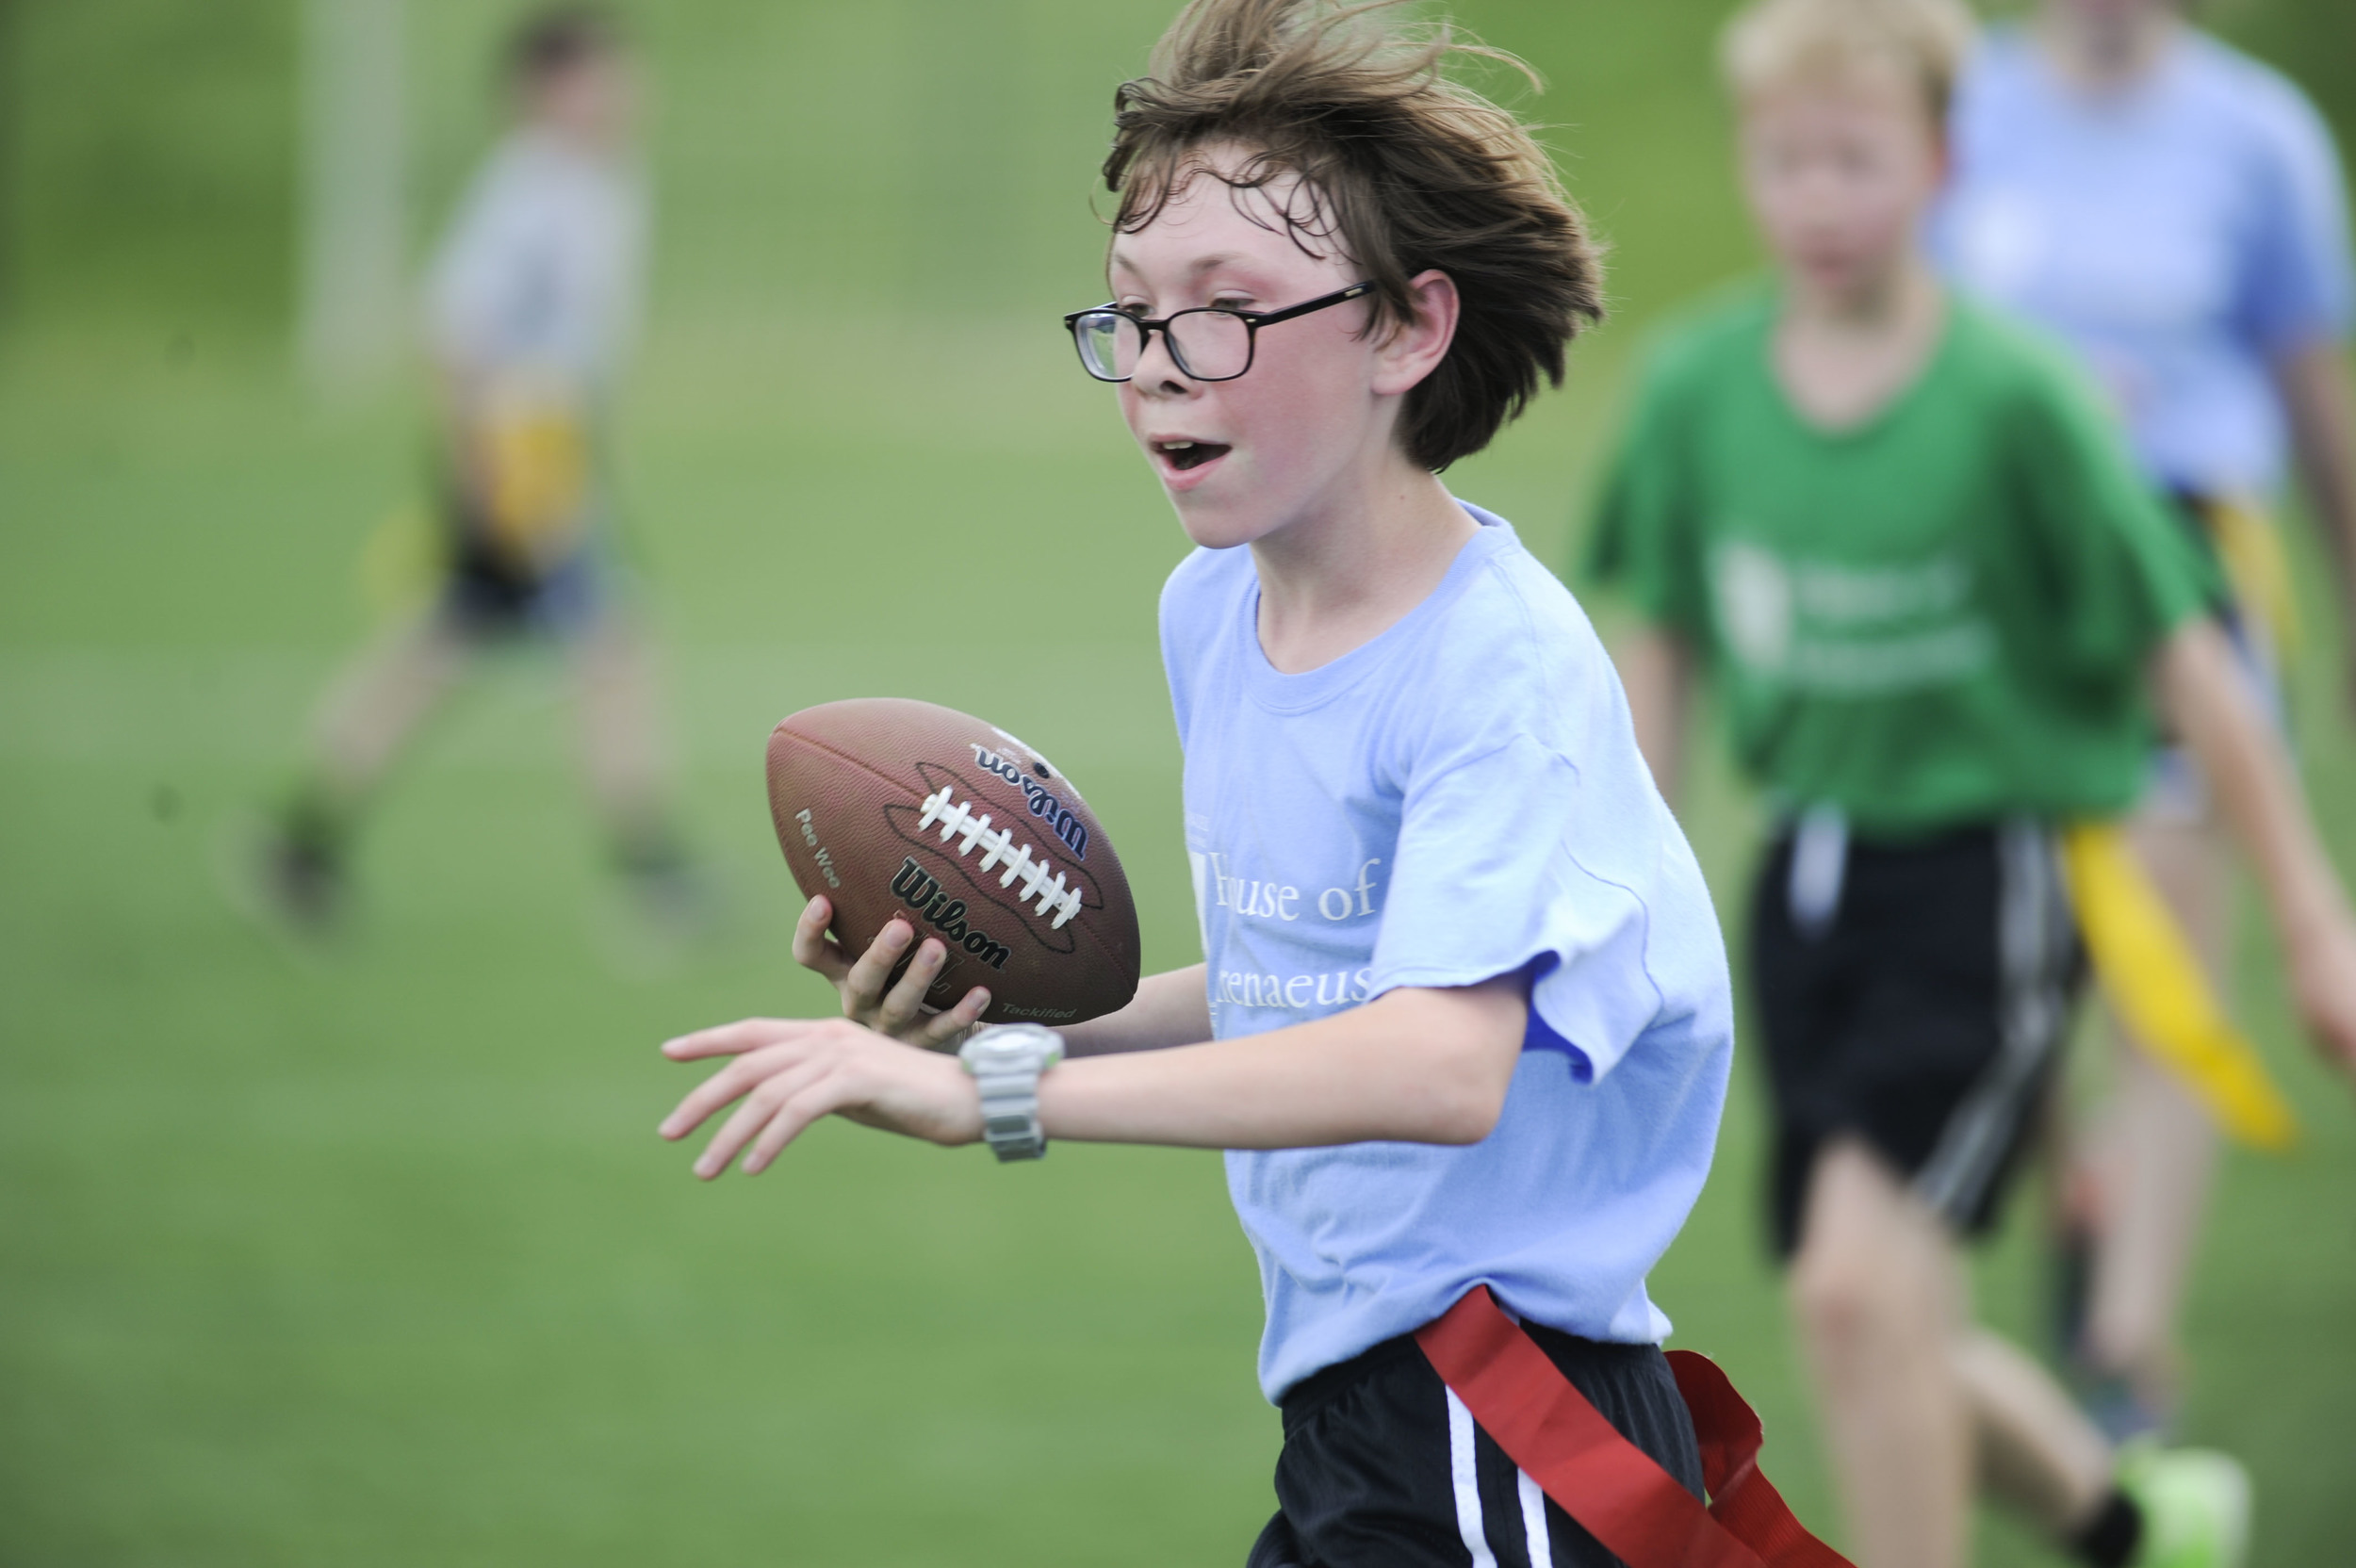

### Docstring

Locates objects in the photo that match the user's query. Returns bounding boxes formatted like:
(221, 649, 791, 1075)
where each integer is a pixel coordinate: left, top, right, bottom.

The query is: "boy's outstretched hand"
(793, 895, 991, 1051)
(659, 1018, 983, 1177)
(2290, 919, 2356, 1081)
(660, 899, 1043, 1177)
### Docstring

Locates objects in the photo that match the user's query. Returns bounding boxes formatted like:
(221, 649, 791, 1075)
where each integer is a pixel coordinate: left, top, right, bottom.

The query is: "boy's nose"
(1132, 328, 1197, 394)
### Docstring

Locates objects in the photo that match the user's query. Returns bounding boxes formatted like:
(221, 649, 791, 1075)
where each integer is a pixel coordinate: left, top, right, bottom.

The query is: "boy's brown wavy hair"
(1104, 0, 1604, 472)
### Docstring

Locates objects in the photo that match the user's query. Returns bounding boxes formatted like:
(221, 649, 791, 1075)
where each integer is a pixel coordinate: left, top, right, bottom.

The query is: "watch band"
(958, 1023, 1064, 1163)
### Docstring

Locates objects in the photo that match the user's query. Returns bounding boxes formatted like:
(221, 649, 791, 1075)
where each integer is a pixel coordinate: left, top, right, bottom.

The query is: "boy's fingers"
(919, 988, 990, 1050)
(791, 897, 850, 981)
(697, 1057, 839, 1175)
(660, 1076, 737, 1140)
(661, 1018, 789, 1061)
(2294, 934, 2356, 1079)
(2315, 992, 2356, 1074)
(690, 1059, 828, 1176)
(691, 1092, 778, 1178)
(740, 1080, 839, 1174)
(660, 1041, 798, 1139)
(875, 939, 947, 1032)
(840, 918, 916, 1012)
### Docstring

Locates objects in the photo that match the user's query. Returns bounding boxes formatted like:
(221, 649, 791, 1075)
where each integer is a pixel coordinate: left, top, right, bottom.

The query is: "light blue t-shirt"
(1932, 27, 2354, 494)
(1160, 502, 1734, 1402)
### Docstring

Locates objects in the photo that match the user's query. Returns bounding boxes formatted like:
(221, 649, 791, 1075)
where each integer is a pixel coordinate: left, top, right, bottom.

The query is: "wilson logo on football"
(916, 786, 1088, 929)
(971, 745, 1090, 861)
(888, 858, 1012, 969)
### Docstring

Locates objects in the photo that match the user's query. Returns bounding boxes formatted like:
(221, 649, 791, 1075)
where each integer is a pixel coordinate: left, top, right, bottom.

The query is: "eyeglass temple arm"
(1240, 281, 1375, 327)
(1065, 281, 1371, 332)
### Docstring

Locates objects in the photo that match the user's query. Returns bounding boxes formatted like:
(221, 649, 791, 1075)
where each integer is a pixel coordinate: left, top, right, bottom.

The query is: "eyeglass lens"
(1076, 309, 1254, 382)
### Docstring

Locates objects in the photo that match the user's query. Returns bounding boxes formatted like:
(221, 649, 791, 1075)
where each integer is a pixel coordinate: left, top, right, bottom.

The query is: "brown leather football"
(766, 698, 1142, 1030)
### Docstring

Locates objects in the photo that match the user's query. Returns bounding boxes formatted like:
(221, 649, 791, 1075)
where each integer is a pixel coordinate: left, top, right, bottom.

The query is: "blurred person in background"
(259, 6, 698, 933)
(1932, 0, 2356, 1443)
(1587, 0, 2356, 1560)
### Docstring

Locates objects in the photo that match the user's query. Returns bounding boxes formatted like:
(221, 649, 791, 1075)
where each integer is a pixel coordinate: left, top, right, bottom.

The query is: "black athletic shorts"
(435, 476, 604, 638)
(1752, 817, 2086, 1258)
(1247, 1324, 1703, 1568)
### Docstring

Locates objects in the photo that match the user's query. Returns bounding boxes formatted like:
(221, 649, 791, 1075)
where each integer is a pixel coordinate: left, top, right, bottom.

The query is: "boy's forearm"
(2155, 620, 2351, 940)
(1039, 976, 1527, 1149)
(1056, 965, 1213, 1056)
(2274, 343, 2356, 619)
(1618, 627, 1693, 806)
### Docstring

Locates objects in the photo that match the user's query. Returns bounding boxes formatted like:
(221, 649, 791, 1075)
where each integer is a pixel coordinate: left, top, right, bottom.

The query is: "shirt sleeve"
(2235, 86, 2356, 354)
(2009, 355, 2218, 679)
(1581, 354, 1710, 639)
(1367, 652, 1715, 1085)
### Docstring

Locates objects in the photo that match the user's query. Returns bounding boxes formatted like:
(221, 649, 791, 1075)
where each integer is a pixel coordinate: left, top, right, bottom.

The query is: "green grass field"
(3, 2, 2353, 1563)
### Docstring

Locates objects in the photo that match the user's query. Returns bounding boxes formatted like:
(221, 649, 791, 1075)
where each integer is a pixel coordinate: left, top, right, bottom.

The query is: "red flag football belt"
(1414, 1288, 1852, 1568)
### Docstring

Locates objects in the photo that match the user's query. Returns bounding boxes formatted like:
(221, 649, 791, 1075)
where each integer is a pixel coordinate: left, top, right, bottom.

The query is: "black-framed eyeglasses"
(1062, 281, 1378, 384)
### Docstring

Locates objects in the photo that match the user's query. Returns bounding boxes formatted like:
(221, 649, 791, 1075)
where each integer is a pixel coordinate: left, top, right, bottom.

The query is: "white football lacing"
(917, 786, 1086, 929)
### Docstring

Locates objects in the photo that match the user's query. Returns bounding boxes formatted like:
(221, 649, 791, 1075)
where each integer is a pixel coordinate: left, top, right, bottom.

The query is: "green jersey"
(1586, 285, 2215, 837)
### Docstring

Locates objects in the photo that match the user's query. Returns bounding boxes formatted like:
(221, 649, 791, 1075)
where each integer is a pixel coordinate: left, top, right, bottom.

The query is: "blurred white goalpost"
(296, 0, 407, 391)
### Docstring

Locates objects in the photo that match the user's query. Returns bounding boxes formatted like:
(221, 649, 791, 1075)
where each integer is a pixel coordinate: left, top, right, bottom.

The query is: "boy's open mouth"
(1157, 439, 1232, 472)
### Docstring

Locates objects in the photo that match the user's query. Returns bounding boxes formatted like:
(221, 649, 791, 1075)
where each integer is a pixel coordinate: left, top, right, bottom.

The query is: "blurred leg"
(303, 611, 472, 810)
(568, 605, 675, 848)
(2079, 807, 2231, 1420)
(1955, 1326, 2112, 1534)
(1788, 1136, 1972, 1568)
(257, 612, 471, 926)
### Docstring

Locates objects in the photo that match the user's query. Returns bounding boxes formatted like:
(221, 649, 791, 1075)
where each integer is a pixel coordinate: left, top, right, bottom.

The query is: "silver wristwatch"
(958, 1023, 1065, 1163)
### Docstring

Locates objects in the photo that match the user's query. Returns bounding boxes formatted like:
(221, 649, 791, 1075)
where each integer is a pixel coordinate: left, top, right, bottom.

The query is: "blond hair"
(1104, 0, 1604, 472)
(1720, 0, 1977, 124)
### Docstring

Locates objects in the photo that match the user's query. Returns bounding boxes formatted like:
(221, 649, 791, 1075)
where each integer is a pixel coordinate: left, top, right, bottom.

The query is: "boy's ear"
(1372, 270, 1459, 399)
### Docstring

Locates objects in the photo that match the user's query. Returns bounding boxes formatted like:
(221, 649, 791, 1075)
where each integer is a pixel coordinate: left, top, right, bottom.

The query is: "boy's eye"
(1210, 297, 1253, 312)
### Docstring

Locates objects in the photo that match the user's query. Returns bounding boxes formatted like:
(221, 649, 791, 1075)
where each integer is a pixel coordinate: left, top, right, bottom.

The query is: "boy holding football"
(661, 1, 1756, 1561)
(1584, 0, 2356, 1564)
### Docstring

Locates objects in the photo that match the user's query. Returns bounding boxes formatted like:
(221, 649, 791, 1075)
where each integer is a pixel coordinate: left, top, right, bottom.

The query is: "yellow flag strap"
(483, 402, 590, 553)
(477, 373, 593, 566)
(2198, 495, 2301, 662)
(2056, 822, 2299, 1151)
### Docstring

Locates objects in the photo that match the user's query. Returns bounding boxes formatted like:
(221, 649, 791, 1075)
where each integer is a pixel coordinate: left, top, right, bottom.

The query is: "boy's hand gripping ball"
(767, 699, 1141, 1031)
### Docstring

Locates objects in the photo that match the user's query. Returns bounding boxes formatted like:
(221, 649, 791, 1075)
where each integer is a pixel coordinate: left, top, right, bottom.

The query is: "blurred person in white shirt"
(262, 7, 696, 932)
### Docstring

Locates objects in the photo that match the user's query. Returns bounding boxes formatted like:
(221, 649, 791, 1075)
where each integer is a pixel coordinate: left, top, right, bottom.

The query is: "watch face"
(967, 1024, 1058, 1072)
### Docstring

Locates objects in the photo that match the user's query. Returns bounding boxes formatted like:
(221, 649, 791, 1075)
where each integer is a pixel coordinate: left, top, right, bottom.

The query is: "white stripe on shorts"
(1445, 1388, 1499, 1568)
(1915, 819, 2072, 1223)
(1442, 1394, 1498, 1563)
(1447, 1385, 1558, 1567)
(1517, 1468, 1554, 1562)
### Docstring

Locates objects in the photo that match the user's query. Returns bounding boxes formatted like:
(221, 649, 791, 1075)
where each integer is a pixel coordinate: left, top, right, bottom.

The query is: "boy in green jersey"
(1584, 0, 2356, 1564)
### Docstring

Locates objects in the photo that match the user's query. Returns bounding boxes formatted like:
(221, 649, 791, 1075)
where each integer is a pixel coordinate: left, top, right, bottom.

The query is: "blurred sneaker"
(2053, 1213, 2097, 1363)
(592, 857, 728, 980)
(241, 792, 351, 935)
(611, 825, 723, 946)
(2119, 1443, 2250, 1568)
(257, 819, 346, 932)
(2050, 1152, 2109, 1355)
(625, 854, 718, 940)
(2082, 1373, 2172, 1446)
